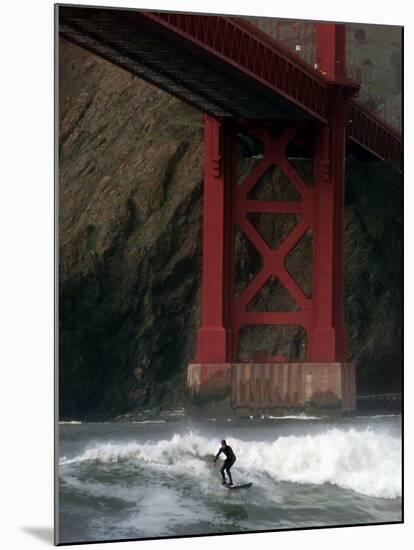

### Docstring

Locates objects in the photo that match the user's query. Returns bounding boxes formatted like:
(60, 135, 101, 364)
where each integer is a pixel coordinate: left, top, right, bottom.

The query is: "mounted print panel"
(55, 3, 403, 545)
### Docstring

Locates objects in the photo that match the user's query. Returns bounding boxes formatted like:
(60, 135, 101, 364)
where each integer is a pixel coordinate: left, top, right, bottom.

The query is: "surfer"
(213, 439, 236, 486)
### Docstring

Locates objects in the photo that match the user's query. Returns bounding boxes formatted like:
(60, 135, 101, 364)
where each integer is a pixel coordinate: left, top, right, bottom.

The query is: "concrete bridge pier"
(186, 362, 356, 416)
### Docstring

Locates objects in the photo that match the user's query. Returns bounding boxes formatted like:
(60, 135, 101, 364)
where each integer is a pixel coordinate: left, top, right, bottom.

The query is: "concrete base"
(186, 362, 356, 416)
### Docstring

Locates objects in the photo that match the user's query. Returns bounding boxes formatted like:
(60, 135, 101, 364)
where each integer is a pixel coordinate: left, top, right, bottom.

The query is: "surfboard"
(225, 482, 252, 490)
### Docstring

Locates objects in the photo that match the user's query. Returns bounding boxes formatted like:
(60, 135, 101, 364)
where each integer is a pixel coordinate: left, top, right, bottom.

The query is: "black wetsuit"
(215, 445, 236, 485)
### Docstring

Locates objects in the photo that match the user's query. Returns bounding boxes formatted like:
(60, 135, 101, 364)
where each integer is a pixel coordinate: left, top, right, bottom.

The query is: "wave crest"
(60, 429, 401, 499)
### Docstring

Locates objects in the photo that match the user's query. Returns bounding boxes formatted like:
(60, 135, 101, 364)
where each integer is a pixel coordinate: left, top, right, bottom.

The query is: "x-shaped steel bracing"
(231, 123, 314, 357)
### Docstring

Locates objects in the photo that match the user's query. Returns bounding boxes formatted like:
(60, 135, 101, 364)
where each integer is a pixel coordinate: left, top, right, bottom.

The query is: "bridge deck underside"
(59, 6, 315, 121)
(59, 6, 402, 166)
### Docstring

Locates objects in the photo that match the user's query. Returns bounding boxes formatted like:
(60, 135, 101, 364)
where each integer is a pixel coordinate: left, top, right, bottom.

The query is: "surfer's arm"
(213, 448, 222, 462)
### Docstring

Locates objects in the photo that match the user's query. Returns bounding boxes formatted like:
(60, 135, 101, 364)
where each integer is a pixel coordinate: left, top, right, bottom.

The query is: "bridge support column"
(195, 115, 235, 363)
(309, 120, 347, 362)
(189, 115, 235, 413)
(310, 22, 350, 362)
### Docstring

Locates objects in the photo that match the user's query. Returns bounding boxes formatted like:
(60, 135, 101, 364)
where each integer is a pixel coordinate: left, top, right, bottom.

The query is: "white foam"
(132, 420, 166, 424)
(115, 487, 217, 537)
(241, 428, 401, 499)
(59, 421, 82, 425)
(60, 428, 401, 499)
(164, 408, 185, 417)
(268, 414, 322, 421)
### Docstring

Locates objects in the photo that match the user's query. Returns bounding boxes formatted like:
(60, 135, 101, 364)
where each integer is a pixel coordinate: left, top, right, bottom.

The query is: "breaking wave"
(60, 428, 401, 499)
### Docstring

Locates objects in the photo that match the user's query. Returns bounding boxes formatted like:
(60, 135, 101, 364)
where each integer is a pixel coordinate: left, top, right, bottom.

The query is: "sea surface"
(58, 413, 402, 544)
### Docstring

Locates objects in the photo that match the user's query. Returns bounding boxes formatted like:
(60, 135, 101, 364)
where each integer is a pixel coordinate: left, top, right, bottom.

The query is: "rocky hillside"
(59, 38, 402, 419)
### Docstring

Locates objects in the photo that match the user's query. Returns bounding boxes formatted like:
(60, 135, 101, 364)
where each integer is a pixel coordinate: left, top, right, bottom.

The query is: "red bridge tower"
(188, 23, 356, 414)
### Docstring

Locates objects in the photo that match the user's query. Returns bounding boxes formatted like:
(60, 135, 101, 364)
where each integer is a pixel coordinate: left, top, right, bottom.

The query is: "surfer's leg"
(226, 468, 233, 485)
(220, 462, 227, 483)
(226, 460, 234, 485)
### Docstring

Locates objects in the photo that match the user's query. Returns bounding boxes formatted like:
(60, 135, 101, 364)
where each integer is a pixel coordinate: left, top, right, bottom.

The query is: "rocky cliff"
(59, 38, 402, 419)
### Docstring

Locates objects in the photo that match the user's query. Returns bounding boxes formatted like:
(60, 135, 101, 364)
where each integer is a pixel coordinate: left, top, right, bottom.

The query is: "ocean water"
(58, 414, 402, 544)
